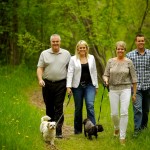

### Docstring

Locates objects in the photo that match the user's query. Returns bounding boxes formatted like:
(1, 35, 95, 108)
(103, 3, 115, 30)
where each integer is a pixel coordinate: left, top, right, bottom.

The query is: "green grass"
(59, 88, 150, 150)
(0, 65, 150, 150)
(0, 65, 45, 150)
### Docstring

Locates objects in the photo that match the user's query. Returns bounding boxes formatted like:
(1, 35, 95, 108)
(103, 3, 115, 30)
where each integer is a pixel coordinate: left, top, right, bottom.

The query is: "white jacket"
(67, 54, 98, 88)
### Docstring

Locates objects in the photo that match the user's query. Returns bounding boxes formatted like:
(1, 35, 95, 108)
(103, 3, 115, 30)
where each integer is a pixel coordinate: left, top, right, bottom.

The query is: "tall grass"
(0, 65, 150, 150)
(0, 65, 45, 150)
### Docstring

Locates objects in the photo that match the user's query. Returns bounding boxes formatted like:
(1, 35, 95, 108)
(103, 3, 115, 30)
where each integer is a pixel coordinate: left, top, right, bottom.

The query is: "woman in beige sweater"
(103, 41, 137, 145)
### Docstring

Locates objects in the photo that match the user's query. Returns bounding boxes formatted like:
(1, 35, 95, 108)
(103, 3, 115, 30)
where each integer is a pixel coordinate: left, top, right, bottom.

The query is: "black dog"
(83, 118, 104, 140)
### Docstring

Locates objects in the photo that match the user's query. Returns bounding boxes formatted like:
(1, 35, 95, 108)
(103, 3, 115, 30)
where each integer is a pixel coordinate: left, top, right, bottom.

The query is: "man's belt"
(44, 79, 66, 83)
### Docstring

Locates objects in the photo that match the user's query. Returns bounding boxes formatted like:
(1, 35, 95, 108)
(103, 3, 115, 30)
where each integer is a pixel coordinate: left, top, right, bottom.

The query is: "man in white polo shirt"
(37, 34, 71, 138)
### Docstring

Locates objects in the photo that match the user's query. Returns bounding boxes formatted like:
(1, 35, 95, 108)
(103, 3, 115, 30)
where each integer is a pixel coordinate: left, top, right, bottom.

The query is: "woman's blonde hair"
(116, 41, 126, 50)
(75, 40, 89, 58)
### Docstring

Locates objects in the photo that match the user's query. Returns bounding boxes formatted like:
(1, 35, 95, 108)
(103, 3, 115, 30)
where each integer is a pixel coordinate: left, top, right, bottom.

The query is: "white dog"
(40, 116, 56, 145)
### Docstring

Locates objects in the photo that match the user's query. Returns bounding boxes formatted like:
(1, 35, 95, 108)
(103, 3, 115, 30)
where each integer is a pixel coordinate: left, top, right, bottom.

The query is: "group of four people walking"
(37, 34, 150, 145)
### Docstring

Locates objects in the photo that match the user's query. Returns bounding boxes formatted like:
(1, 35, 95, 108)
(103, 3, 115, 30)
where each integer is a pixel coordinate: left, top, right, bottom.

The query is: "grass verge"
(0, 65, 150, 150)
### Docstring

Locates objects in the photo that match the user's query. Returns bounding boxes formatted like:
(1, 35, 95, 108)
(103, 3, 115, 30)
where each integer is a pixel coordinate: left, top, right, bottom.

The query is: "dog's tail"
(41, 115, 51, 122)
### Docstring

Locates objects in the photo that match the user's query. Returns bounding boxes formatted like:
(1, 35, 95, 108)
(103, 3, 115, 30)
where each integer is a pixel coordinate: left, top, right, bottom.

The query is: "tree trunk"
(10, 0, 19, 65)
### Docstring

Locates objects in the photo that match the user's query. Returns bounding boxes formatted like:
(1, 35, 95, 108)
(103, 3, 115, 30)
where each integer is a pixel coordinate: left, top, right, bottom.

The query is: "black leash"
(97, 84, 109, 124)
(56, 94, 72, 126)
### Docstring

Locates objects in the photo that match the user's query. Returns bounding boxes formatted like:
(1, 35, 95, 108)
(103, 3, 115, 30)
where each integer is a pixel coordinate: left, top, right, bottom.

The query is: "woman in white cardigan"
(67, 40, 98, 134)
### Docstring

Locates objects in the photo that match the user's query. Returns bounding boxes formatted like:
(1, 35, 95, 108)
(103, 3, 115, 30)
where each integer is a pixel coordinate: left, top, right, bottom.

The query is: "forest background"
(0, 0, 150, 150)
(0, 0, 150, 81)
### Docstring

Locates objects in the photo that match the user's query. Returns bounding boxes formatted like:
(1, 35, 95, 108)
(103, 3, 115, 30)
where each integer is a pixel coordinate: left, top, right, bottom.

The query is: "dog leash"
(97, 83, 109, 124)
(56, 94, 72, 126)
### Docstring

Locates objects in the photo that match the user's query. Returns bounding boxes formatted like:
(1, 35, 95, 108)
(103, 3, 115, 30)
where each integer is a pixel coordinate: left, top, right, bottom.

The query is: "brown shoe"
(114, 130, 119, 137)
(120, 139, 125, 146)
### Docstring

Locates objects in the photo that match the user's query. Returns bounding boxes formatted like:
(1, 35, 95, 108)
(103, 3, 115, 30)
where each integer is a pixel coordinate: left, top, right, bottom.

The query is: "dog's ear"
(97, 124, 104, 132)
(83, 119, 87, 124)
(47, 123, 49, 128)
(47, 122, 50, 128)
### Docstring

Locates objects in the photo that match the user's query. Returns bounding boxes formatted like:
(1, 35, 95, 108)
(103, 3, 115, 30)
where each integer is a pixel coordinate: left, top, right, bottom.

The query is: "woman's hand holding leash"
(67, 87, 72, 96)
(103, 76, 109, 86)
(103, 76, 109, 92)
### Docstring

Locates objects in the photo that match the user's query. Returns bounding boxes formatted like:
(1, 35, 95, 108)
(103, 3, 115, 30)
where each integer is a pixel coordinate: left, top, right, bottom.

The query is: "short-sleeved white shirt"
(37, 48, 71, 81)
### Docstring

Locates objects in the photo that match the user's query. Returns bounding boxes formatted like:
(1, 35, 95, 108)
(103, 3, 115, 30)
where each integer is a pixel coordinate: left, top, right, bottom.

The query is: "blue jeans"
(72, 83, 96, 134)
(133, 88, 150, 131)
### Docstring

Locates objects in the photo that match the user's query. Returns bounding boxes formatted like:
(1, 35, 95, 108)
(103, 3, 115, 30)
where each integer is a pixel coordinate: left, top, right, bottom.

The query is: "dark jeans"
(141, 88, 150, 129)
(72, 83, 96, 134)
(133, 88, 150, 131)
(42, 79, 66, 135)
